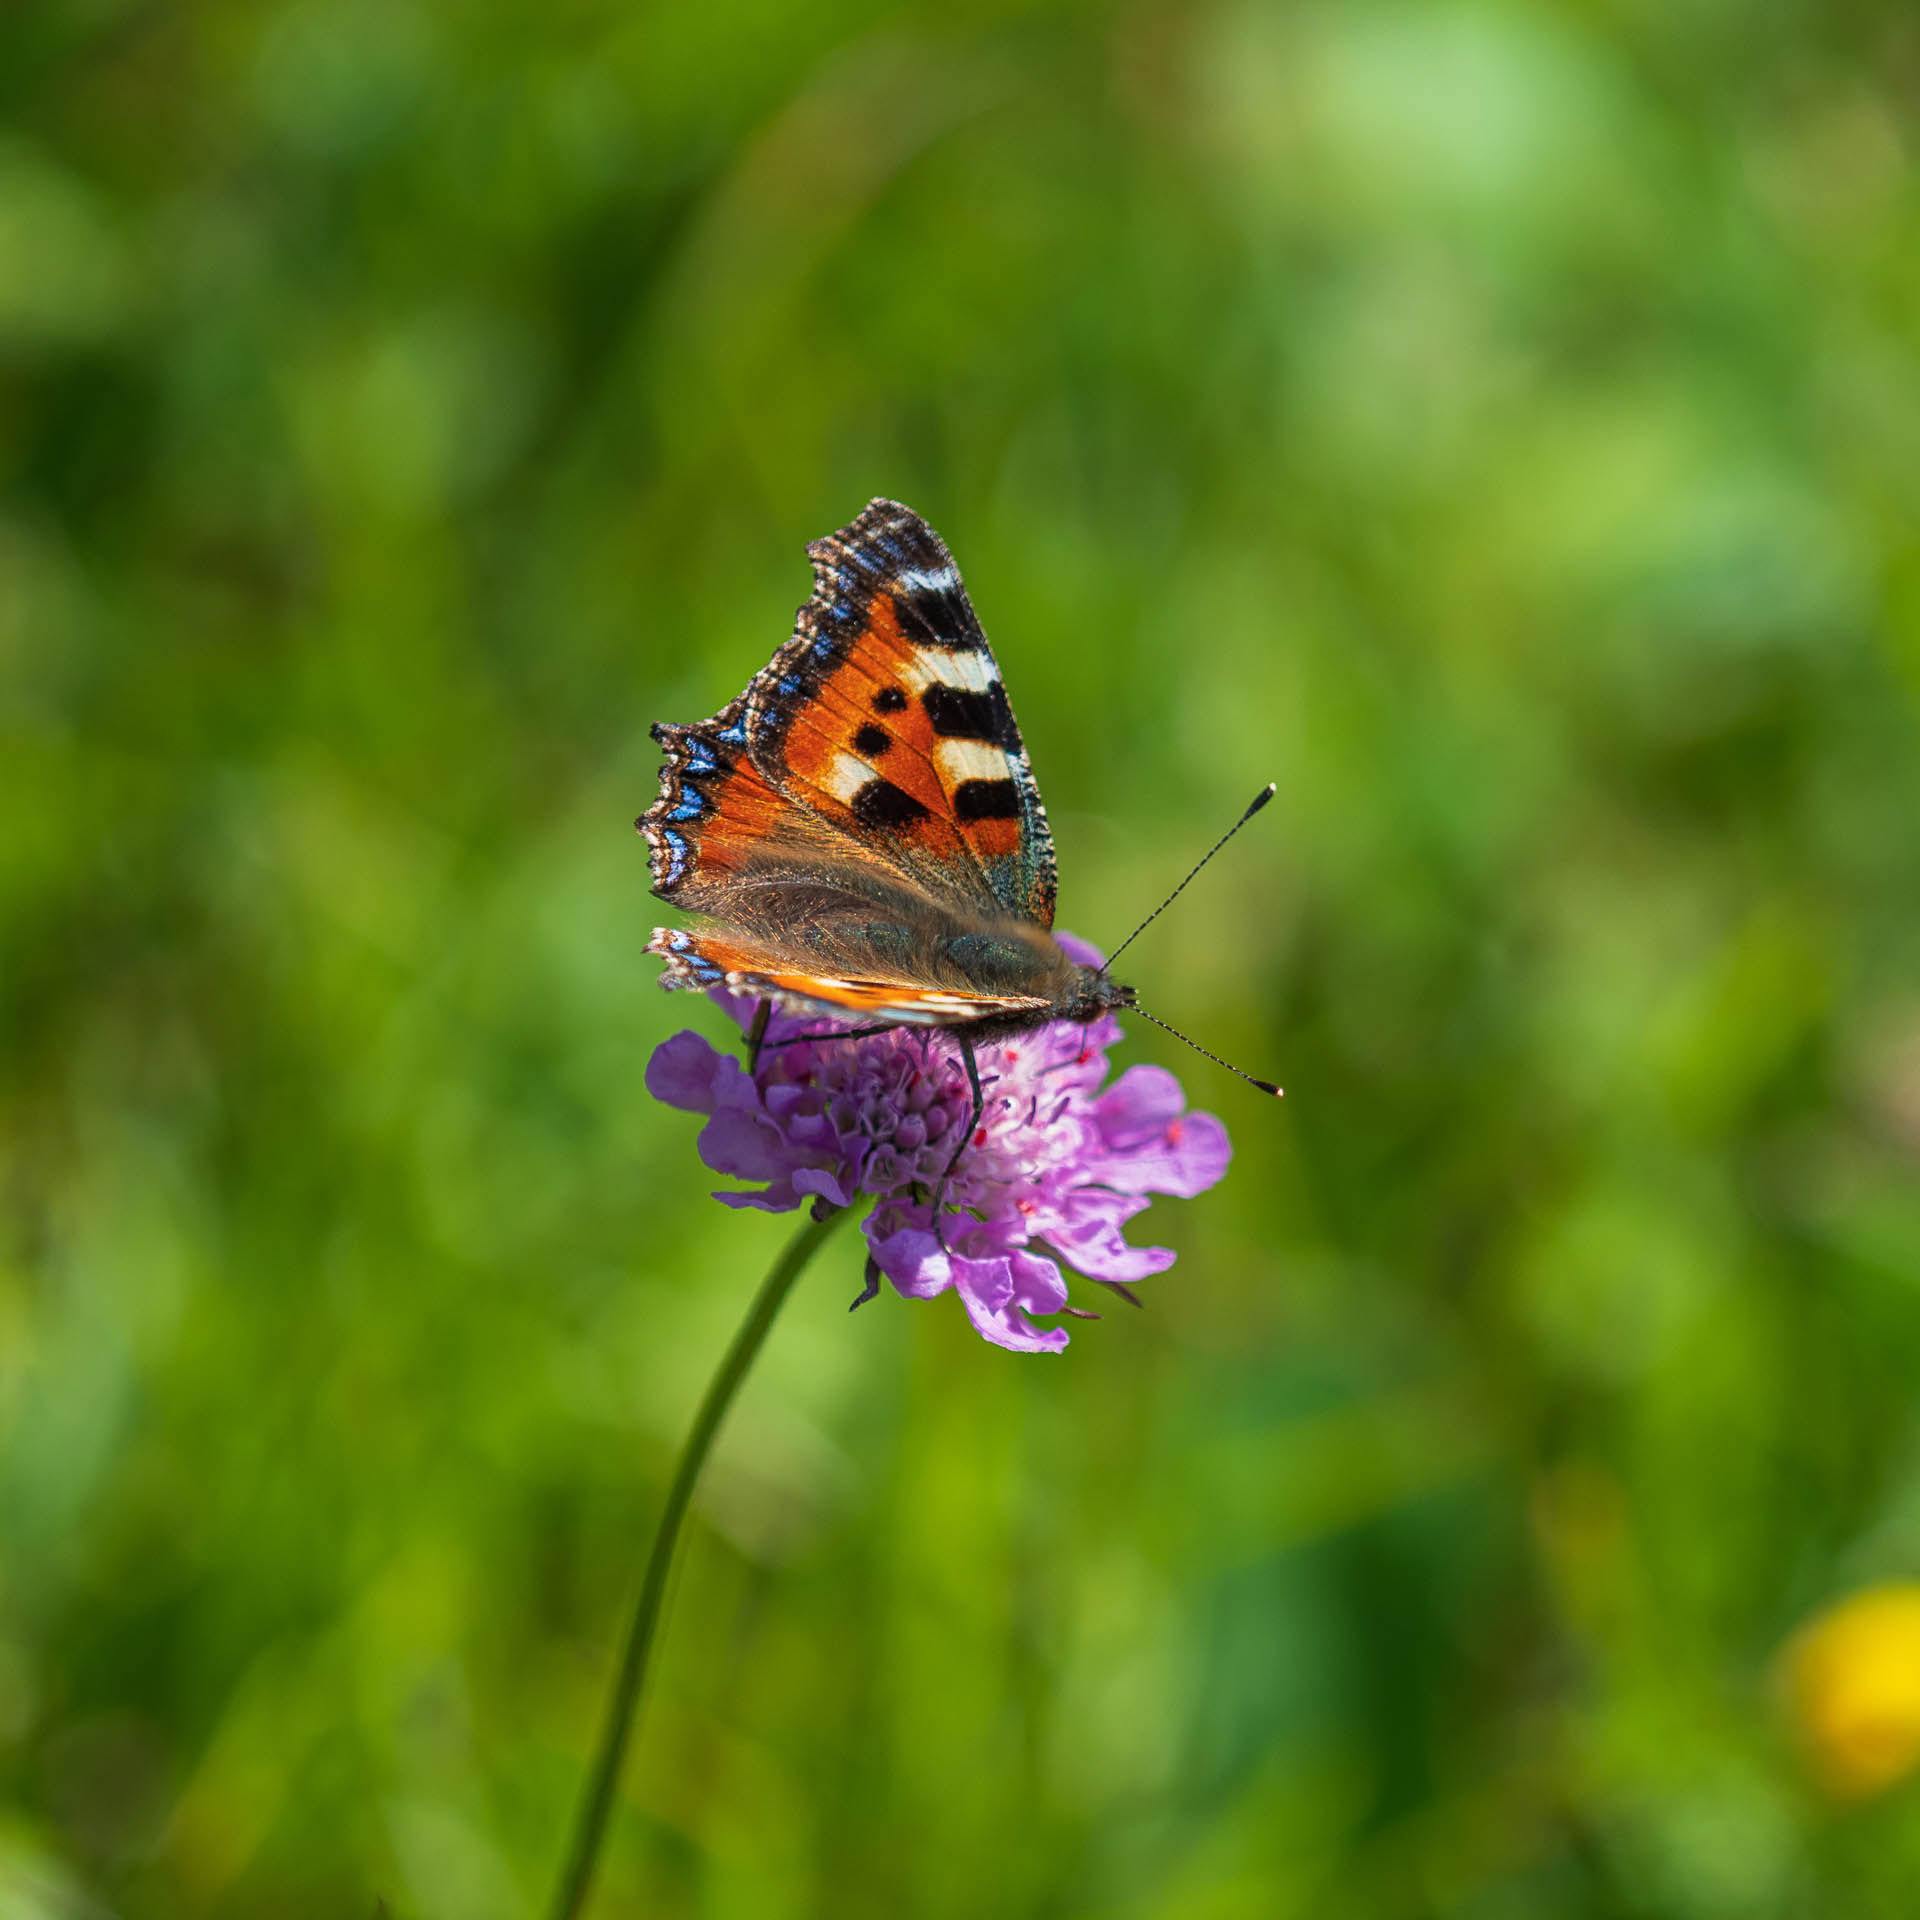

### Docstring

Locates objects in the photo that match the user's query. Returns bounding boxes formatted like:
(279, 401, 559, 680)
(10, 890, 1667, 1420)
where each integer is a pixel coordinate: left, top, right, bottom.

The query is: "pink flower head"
(646, 935, 1231, 1353)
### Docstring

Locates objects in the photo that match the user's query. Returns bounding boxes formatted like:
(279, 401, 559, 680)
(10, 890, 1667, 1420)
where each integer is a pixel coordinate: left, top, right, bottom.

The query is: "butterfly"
(639, 498, 1140, 1205)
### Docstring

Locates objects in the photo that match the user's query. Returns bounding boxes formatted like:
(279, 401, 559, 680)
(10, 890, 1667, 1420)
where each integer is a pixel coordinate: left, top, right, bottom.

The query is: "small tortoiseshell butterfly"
(640, 499, 1276, 1200)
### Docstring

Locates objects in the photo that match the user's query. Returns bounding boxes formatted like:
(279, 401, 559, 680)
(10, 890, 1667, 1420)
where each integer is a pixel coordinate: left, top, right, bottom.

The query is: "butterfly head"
(1063, 963, 1136, 1025)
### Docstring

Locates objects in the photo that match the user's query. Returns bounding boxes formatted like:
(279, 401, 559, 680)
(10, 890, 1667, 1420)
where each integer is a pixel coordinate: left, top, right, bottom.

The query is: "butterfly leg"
(745, 999, 772, 1072)
(758, 1023, 895, 1055)
(931, 1031, 985, 1246)
(849, 1252, 883, 1313)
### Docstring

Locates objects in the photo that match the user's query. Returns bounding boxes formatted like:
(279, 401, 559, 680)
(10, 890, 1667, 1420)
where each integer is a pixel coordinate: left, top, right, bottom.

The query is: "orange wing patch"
(763, 593, 1028, 868)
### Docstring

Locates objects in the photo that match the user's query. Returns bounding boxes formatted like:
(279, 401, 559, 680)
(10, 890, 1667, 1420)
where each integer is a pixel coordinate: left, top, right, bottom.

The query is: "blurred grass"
(5, 1, 1920, 1915)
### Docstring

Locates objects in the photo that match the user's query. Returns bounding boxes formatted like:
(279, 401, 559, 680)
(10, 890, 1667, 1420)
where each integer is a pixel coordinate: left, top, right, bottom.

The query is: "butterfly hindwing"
(645, 700, 787, 913)
(648, 924, 1055, 1026)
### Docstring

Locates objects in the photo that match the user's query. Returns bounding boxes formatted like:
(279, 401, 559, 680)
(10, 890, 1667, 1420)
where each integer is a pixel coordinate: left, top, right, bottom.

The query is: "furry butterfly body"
(640, 499, 1133, 1042)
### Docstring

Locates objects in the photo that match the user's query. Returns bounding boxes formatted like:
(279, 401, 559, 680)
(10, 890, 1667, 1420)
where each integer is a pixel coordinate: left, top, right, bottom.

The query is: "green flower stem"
(547, 1203, 851, 1920)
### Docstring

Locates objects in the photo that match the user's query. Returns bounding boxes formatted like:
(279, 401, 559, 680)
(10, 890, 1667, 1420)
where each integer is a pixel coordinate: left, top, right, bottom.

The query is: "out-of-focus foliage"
(5, 0, 1920, 1914)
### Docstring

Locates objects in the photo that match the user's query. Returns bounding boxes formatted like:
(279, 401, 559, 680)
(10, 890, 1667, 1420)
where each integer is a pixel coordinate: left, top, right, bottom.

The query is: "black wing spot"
(922, 683, 1015, 747)
(852, 723, 891, 758)
(954, 779, 1021, 822)
(851, 779, 932, 829)
(873, 685, 908, 714)
(892, 586, 985, 652)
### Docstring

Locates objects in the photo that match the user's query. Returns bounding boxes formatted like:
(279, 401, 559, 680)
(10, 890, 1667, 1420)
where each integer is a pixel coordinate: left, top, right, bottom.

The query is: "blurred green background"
(6, 1, 1920, 1914)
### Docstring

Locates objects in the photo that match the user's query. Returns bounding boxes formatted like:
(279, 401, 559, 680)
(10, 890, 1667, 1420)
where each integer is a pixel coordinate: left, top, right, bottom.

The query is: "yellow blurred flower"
(1781, 1583, 1920, 1800)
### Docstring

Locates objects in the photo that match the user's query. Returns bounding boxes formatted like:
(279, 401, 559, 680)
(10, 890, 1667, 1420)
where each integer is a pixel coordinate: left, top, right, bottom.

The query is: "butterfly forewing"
(759, 504, 1056, 928)
(641, 500, 1078, 1024)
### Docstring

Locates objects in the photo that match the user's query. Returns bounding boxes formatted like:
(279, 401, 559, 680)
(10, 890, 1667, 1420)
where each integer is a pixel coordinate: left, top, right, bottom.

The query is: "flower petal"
(862, 1145, 912, 1194)
(652, 944, 1232, 1353)
(713, 1182, 802, 1212)
(951, 1252, 1069, 1353)
(1045, 1190, 1178, 1283)
(1103, 1111, 1232, 1198)
(1094, 1063, 1185, 1144)
(1094, 1067, 1232, 1195)
(1054, 1233, 1176, 1284)
(792, 1166, 854, 1208)
(866, 1223, 952, 1300)
(645, 1031, 726, 1114)
(697, 1108, 791, 1182)
(1149, 1110, 1232, 1197)
(1008, 1247, 1068, 1317)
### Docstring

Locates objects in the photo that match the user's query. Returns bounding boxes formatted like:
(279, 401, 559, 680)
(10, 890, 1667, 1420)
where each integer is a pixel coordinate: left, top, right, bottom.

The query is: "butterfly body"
(640, 499, 1134, 1041)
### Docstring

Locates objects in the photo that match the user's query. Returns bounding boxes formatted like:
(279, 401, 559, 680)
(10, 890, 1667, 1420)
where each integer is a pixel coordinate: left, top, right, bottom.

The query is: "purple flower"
(645, 935, 1231, 1353)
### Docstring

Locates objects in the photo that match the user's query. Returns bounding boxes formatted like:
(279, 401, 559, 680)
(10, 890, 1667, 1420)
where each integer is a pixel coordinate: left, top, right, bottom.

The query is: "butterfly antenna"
(1131, 1006, 1283, 1098)
(1104, 783, 1277, 972)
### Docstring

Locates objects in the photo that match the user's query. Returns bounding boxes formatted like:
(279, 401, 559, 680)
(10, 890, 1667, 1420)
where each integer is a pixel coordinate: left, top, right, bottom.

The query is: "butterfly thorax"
(921, 930, 1134, 1035)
